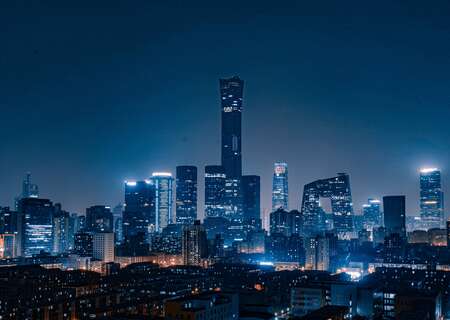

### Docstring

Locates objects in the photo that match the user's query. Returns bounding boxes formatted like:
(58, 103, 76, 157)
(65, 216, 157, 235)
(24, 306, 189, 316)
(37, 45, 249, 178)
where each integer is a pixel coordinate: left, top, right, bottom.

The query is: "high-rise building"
(151, 172, 174, 232)
(112, 203, 123, 244)
(176, 166, 197, 225)
(93, 232, 115, 262)
(21, 172, 39, 199)
(182, 220, 208, 266)
(420, 168, 444, 230)
(220, 76, 243, 179)
(0, 234, 16, 258)
(204, 165, 226, 218)
(272, 162, 288, 210)
(301, 173, 354, 238)
(242, 175, 260, 221)
(86, 205, 113, 232)
(362, 198, 382, 230)
(74, 232, 93, 256)
(305, 235, 330, 271)
(270, 208, 302, 237)
(383, 195, 406, 239)
(18, 198, 54, 257)
(220, 76, 244, 224)
(52, 205, 71, 254)
(123, 180, 156, 238)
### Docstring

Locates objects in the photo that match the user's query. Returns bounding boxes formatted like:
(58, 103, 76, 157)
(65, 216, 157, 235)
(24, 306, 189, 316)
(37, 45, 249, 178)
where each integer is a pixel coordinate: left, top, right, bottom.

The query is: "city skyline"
(2, 1, 450, 217)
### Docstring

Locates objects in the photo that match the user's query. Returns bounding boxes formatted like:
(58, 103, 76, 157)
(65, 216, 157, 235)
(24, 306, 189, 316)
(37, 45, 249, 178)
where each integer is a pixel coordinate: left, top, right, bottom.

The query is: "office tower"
(93, 232, 115, 262)
(270, 209, 303, 237)
(362, 198, 382, 230)
(21, 172, 39, 199)
(203, 216, 230, 240)
(204, 165, 226, 218)
(242, 175, 260, 222)
(304, 235, 330, 271)
(18, 198, 54, 257)
(52, 205, 71, 254)
(76, 215, 86, 232)
(112, 203, 123, 244)
(74, 231, 93, 256)
(182, 220, 208, 266)
(220, 76, 244, 224)
(151, 172, 174, 232)
(0, 234, 16, 258)
(123, 180, 156, 238)
(420, 168, 444, 230)
(383, 195, 406, 239)
(176, 166, 198, 225)
(220, 76, 243, 179)
(272, 162, 288, 210)
(85, 205, 113, 232)
(301, 173, 354, 238)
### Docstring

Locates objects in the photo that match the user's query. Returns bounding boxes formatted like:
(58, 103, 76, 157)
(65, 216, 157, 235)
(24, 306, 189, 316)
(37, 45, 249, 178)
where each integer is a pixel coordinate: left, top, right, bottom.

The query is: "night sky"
(2, 1, 450, 218)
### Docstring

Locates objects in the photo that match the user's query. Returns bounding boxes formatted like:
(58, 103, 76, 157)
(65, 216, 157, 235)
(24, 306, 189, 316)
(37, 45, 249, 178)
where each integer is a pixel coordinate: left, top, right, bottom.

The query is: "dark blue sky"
(1, 0, 450, 217)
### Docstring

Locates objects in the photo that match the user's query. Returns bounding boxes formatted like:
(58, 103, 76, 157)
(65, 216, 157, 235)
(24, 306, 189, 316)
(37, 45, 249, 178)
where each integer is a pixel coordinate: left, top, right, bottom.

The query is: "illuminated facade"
(18, 198, 54, 257)
(272, 162, 288, 210)
(301, 173, 354, 237)
(86, 205, 113, 232)
(123, 180, 156, 238)
(362, 198, 382, 230)
(151, 172, 174, 232)
(182, 220, 207, 266)
(0, 234, 16, 258)
(175, 166, 197, 225)
(204, 165, 226, 218)
(420, 168, 444, 230)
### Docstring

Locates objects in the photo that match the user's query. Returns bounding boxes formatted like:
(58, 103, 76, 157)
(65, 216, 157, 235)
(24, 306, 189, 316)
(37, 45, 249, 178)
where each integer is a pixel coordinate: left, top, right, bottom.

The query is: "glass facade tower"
(272, 162, 288, 210)
(176, 166, 198, 225)
(151, 172, 174, 233)
(420, 168, 444, 230)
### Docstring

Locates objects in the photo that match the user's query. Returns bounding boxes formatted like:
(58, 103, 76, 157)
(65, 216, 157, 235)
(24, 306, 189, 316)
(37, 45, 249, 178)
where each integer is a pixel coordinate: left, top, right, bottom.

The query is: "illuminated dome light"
(152, 172, 172, 177)
(420, 167, 439, 173)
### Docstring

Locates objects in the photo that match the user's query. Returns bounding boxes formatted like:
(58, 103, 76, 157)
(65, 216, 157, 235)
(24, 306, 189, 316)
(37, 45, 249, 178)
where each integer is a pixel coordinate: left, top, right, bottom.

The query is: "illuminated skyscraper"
(18, 198, 54, 257)
(220, 76, 243, 223)
(272, 162, 288, 210)
(301, 173, 354, 238)
(220, 76, 243, 179)
(176, 166, 197, 225)
(93, 232, 115, 262)
(151, 172, 174, 232)
(182, 220, 207, 266)
(123, 180, 155, 238)
(362, 198, 382, 230)
(204, 165, 226, 218)
(420, 168, 444, 230)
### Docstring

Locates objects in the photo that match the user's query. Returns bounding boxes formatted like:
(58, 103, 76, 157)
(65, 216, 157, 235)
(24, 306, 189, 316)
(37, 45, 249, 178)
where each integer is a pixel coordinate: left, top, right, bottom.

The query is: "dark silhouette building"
(383, 195, 406, 239)
(242, 175, 260, 222)
(85, 205, 113, 232)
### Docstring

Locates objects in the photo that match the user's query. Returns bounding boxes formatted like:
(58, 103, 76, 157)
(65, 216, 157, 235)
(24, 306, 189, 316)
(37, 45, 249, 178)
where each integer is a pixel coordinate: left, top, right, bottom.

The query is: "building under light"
(204, 165, 226, 219)
(176, 166, 198, 225)
(420, 168, 444, 230)
(272, 162, 288, 210)
(151, 172, 174, 233)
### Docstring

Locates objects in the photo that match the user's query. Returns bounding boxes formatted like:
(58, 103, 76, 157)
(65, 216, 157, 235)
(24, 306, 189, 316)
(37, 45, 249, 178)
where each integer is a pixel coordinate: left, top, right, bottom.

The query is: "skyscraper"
(123, 180, 156, 238)
(383, 195, 406, 239)
(272, 162, 288, 210)
(182, 220, 208, 266)
(151, 172, 174, 232)
(220, 76, 243, 179)
(92, 232, 115, 263)
(420, 168, 444, 230)
(362, 198, 382, 230)
(301, 173, 354, 238)
(220, 76, 244, 223)
(176, 166, 198, 225)
(52, 205, 71, 254)
(204, 165, 226, 218)
(18, 198, 54, 257)
(241, 175, 260, 222)
(21, 172, 39, 199)
(86, 205, 113, 233)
